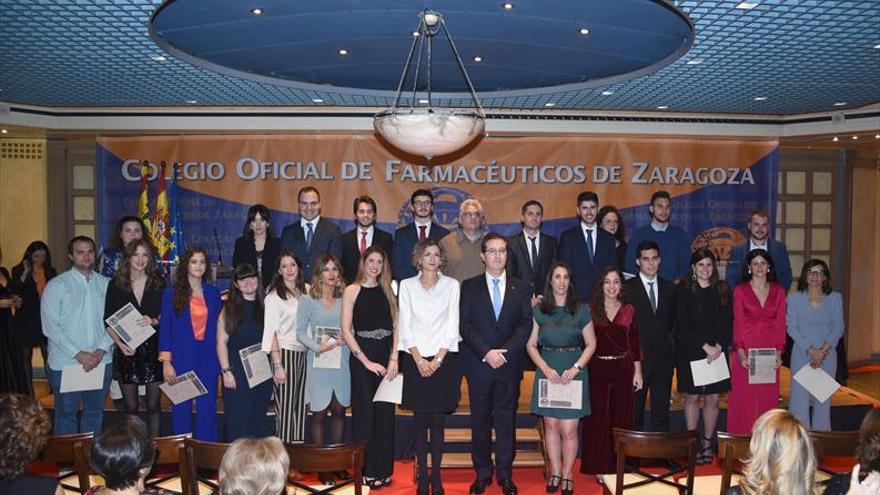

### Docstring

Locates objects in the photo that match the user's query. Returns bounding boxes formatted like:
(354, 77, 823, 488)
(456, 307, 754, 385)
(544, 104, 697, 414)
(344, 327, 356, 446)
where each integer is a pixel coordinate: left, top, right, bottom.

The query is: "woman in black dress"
(1, 245, 30, 395)
(217, 263, 274, 441)
(103, 239, 165, 434)
(674, 248, 732, 464)
(232, 204, 281, 290)
(11, 241, 56, 391)
(341, 246, 399, 490)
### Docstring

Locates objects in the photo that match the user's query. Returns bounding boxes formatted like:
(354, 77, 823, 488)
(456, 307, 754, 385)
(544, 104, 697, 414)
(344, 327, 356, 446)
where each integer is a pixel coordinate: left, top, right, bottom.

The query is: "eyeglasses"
(808, 270, 826, 276)
(485, 248, 507, 256)
(462, 212, 482, 219)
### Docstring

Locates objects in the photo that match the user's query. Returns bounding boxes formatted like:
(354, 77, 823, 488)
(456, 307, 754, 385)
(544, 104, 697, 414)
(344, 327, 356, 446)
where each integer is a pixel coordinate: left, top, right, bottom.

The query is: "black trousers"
(467, 374, 521, 481)
(349, 342, 395, 479)
(632, 363, 673, 432)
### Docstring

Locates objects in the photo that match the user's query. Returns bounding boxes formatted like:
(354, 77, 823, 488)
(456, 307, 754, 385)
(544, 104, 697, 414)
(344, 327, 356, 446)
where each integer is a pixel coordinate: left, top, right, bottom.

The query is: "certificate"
(748, 348, 778, 384)
(373, 375, 403, 404)
(690, 355, 730, 387)
(793, 364, 840, 403)
(60, 363, 106, 393)
(313, 338, 342, 369)
(159, 371, 208, 405)
(537, 379, 583, 410)
(105, 302, 155, 350)
(239, 343, 273, 389)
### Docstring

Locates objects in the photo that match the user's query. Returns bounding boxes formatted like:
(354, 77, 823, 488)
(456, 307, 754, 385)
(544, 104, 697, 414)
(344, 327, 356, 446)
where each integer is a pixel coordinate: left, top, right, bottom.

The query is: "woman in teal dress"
(527, 262, 596, 495)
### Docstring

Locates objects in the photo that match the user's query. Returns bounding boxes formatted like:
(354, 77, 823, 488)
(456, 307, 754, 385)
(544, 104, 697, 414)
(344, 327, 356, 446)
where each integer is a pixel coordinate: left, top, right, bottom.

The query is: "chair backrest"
(145, 433, 190, 491)
(810, 430, 859, 476)
(40, 432, 93, 494)
(181, 438, 229, 495)
(612, 428, 698, 495)
(717, 431, 751, 495)
(285, 442, 366, 495)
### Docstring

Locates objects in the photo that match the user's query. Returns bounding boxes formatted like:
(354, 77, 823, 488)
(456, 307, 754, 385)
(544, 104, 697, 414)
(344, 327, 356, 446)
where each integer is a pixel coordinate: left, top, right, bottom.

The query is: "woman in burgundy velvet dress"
(580, 267, 643, 476)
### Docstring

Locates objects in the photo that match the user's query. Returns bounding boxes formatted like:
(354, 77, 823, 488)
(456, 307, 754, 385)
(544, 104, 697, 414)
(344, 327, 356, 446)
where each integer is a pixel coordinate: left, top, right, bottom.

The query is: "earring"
(691, 273, 697, 281)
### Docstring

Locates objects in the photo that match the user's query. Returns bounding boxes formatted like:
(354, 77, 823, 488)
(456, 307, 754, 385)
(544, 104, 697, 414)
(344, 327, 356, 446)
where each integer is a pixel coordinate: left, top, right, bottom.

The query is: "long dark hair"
(539, 261, 580, 315)
(172, 247, 209, 314)
(14, 240, 54, 276)
(796, 259, 832, 294)
(598, 205, 626, 243)
(267, 251, 305, 300)
(683, 248, 730, 305)
(741, 248, 778, 285)
(353, 246, 397, 322)
(113, 239, 164, 292)
(242, 204, 274, 239)
(591, 266, 626, 324)
(222, 264, 264, 337)
(110, 216, 151, 251)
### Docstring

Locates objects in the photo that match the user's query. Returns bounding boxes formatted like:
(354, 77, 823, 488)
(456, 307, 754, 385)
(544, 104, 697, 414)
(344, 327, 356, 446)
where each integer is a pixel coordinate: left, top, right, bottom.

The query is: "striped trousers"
(275, 349, 308, 443)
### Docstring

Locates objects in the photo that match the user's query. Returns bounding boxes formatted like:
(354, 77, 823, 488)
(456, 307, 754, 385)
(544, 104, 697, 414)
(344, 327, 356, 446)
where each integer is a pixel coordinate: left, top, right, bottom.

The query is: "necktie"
(528, 236, 538, 269)
(492, 278, 502, 320)
(585, 228, 594, 262)
(305, 222, 314, 251)
(359, 231, 368, 255)
(418, 225, 427, 241)
(648, 281, 657, 313)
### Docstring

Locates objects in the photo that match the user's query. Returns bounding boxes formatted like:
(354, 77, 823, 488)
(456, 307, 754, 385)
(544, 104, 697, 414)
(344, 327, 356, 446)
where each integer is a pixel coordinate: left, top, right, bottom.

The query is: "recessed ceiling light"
(874, 43, 880, 49)
(686, 59, 703, 65)
(852, 135, 859, 140)
(501, 2, 515, 10)
(312, 98, 323, 103)
(735, 2, 759, 9)
(832, 136, 839, 142)
(833, 102, 847, 106)
(601, 91, 614, 96)
(151, 55, 167, 62)
(656, 105, 669, 110)
(544, 102, 556, 107)
(875, 134, 880, 139)
(578, 27, 591, 35)
(184, 100, 197, 104)
(250, 8, 263, 15)
(0, 129, 7, 134)
(472, 56, 483, 63)
(337, 48, 349, 56)
(419, 99, 429, 104)
(753, 96, 767, 101)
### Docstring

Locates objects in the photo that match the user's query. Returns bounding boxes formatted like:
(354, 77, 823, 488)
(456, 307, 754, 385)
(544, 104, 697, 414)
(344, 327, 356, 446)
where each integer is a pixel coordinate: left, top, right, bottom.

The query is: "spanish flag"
(137, 161, 152, 236)
(152, 162, 171, 260)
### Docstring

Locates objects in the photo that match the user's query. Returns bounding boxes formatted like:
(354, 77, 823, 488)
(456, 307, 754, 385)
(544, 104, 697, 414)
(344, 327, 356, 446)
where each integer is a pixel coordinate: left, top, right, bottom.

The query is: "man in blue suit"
(279, 186, 342, 280)
(725, 209, 792, 290)
(392, 189, 450, 281)
(460, 233, 532, 495)
(557, 191, 618, 302)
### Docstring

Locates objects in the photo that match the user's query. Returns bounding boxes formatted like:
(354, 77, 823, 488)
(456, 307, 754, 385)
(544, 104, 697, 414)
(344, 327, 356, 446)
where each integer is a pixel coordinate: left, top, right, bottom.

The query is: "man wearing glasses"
(440, 198, 488, 282)
(392, 189, 450, 282)
(279, 186, 342, 280)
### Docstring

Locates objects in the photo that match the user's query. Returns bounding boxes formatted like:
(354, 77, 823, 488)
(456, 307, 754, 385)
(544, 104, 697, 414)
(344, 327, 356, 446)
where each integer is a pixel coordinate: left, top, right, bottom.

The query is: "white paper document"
(239, 343, 272, 388)
(748, 348, 778, 384)
(373, 375, 403, 404)
(60, 363, 106, 393)
(793, 364, 840, 403)
(159, 371, 208, 404)
(312, 328, 343, 369)
(537, 379, 583, 410)
(105, 302, 155, 350)
(690, 355, 730, 387)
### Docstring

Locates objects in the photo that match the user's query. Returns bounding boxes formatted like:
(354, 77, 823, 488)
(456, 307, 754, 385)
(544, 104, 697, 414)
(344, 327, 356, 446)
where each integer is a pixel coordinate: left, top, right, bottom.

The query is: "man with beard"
(625, 190, 691, 282)
(340, 195, 394, 283)
(392, 189, 450, 282)
(725, 209, 792, 289)
(505, 200, 557, 307)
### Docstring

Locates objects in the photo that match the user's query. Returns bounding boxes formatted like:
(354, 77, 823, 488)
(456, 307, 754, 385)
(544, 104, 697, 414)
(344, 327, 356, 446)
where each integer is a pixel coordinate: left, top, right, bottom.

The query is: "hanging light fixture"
(373, 10, 485, 160)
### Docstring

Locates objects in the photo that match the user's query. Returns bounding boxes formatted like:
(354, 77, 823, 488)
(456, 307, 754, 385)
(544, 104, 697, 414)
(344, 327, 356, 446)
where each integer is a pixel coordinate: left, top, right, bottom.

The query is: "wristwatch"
(572, 362, 583, 371)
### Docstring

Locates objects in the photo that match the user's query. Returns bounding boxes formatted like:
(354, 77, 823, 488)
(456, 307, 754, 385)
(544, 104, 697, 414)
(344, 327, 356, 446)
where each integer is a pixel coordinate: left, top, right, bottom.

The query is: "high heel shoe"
(546, 474, 562, 493)
(697, 435, 714, 464)
(561, 478, 574, 495)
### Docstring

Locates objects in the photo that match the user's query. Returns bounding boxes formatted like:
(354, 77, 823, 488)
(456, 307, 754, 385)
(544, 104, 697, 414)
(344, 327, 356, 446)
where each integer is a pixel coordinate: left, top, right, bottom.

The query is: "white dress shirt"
(485, 270, 507, 307)
(301, 215, 321, 232)
(523, 231, 540, 264)
(262, 290, 306, 352)
(397, 273, 461, 355)
(414, 219, 432, 238)
(650, 220, 668, 232)
(749, 238, 768, 252)
(357, 225, 375, 248)
(638, 271, 659, 306)
(580, 222, 597, 255)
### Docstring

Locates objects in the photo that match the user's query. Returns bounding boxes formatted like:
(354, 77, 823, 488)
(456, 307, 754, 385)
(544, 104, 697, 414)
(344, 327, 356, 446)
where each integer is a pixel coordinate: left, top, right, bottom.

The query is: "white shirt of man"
(485, 270, 507, 307)
(522, 231, 540, 265)
(301, 215, 321, 231)
(414, 218, 432, 238)
(749, 238, 768, 252)
(639, 271, 659, 307)
(580, 222, 597, 255)
(357, 225, 375, 249)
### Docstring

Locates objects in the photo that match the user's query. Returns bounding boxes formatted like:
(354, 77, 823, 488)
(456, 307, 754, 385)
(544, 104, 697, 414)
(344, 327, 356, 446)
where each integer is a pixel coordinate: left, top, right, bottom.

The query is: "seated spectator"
(219, 437, 289, 495)
(0, 393, 63, 495)
(725, 408, 818, 495)
(86, 415, 172, 495)
(822, 408, 880, 495)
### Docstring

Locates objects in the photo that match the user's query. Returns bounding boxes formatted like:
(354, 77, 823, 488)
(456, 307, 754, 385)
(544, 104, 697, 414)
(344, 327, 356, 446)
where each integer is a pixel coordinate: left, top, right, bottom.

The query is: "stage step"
(424, 450, 546, 468)
(436, 427, 541, 444)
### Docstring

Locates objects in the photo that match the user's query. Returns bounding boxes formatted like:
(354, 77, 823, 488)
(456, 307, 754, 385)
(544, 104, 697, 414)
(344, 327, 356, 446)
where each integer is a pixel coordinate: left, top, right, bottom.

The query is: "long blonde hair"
(739, 409, 818, 495)
(219, 437, 289, 495)
(354, 245, 397, 321)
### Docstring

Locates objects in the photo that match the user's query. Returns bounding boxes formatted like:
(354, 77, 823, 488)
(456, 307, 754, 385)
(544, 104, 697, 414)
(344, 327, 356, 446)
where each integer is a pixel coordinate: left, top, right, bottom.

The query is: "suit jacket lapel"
(499, 278, 518, 323)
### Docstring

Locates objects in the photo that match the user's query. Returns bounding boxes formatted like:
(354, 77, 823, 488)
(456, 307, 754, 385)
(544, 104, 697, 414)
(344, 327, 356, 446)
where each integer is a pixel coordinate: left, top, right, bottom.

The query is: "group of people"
(0, 185, 853, 495)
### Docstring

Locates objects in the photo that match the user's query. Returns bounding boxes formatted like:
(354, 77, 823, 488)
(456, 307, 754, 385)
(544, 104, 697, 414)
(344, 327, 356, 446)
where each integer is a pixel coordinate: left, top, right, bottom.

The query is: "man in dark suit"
(557, 191, 618, 302)
(340, 195, 394, 283)
(279, 186, 342, 280)
(392, 189, 450, 281)
(460, 233, 532, 495)
(725, 209, 793, 290)
(624, 240, 676, 432)
(506, 200, 557, 307)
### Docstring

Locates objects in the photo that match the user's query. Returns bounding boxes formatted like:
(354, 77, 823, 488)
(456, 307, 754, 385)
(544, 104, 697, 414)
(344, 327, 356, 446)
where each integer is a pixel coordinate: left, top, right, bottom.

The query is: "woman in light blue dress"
(787, 259, 844, 431)
(295, 254, 351, 484)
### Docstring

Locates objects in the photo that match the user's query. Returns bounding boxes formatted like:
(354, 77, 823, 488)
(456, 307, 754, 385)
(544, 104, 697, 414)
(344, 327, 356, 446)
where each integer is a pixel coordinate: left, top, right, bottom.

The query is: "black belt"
(543, 346, 582, 353)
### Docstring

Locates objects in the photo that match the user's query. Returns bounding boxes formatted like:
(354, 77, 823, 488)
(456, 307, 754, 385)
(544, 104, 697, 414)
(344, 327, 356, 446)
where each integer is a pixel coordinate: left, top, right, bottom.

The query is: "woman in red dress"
(580, 267, 643, 476)
(727, 248, 786, 434)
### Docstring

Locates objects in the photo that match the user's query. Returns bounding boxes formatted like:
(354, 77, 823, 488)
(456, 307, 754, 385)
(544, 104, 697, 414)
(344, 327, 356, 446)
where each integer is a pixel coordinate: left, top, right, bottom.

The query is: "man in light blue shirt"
(41, 236, 112, 434)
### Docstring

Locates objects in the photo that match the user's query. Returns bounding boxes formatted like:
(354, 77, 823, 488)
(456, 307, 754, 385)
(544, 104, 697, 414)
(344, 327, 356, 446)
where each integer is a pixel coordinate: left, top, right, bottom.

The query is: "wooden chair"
(610, 428, 699, 495)
(810, 430, 859, 477)
(145, 433, 190, 493)
(39, 432, 93, 494)
(180, 438, 229, 495)
(285, 442, 366, 495)
(717, 431, 751, 495)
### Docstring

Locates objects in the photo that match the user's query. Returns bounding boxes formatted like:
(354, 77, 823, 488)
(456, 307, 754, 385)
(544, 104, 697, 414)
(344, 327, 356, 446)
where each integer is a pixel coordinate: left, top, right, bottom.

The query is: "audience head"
(741, 409, 817, 495)
(598, 205, 625, 242)
(520, 200, 544, 233)
(649, 190, 672, 224)
(540, 262, 579, 315)
(352, 195, 378, 228)
(19, 240, 53, 271)
(591, 266, 625, 323)
(111, 216, 148, 251)
(89, 416, 155, 491)
(68, 236, 97, 273)
(410, 189, 435, 221)
(243, 204, 273, 239)
(411, 238, 446, 273)
(747, 210, 771, 242)
(634, 240, 661, 278)
(575, 191, 599, 226)
(219, 437, 289, 495)
(269, 251, 305, 299)
(458, 198, 485, 233)
(0, 394, 52, 480)
(309, 254, 344, 299)
(856, 408, 880, 473)
(796, 259, 832, 294)
(742, 248, 777, 285)
(297, 187, 321, 221)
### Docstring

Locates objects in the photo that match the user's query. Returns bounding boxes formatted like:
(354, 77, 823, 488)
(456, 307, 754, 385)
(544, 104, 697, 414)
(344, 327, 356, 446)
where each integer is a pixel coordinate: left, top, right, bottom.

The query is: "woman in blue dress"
(527, 262, 596, 495)
(296, 254, 351, 485)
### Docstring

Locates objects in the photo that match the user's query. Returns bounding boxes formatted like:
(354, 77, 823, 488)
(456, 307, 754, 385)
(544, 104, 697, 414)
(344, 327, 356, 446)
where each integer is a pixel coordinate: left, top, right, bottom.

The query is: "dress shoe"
(468, 477, 492, 494)
(546, 474, 561, 493)
(561, 478, 574, 495)
(498, 478, 518, 495)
